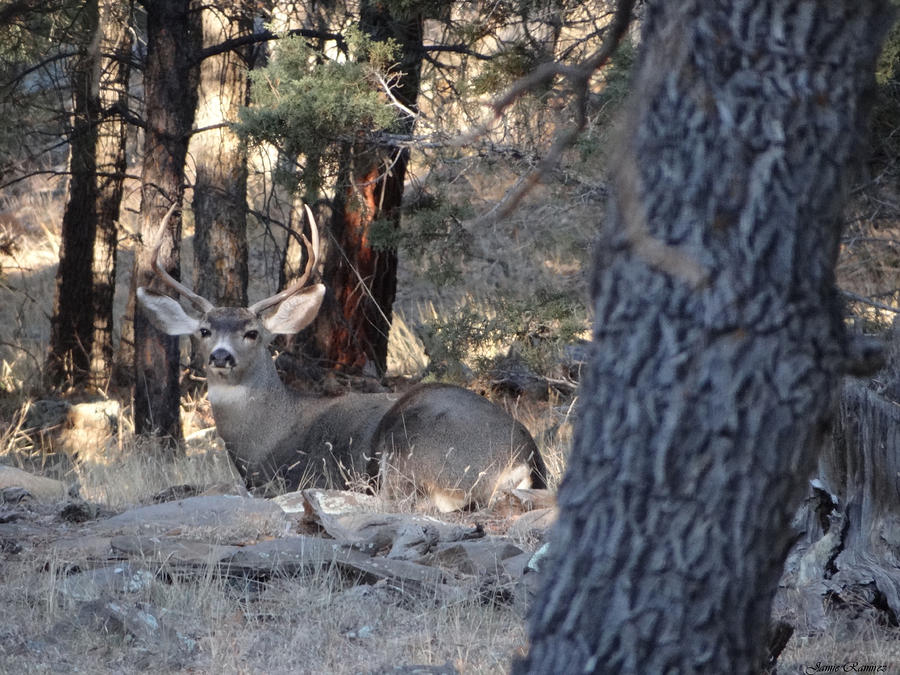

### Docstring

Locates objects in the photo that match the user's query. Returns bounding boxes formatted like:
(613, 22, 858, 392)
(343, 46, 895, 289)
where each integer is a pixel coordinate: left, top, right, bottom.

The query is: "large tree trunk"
(191, 0, 250, 309)
(130, 0, 200, 439)
(312, 142, 405, 375)
(296, 3, 422, 377)
(516, 2, 891, 673)
(89, 0, 134, 391)
(45, 0, 100, 390)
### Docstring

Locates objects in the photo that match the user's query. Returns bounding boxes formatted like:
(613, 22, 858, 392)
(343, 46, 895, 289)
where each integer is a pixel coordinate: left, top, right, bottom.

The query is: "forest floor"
(0, 163, 579, 673)
(0, 459, 550, 674)
(1, 154, 899, 672)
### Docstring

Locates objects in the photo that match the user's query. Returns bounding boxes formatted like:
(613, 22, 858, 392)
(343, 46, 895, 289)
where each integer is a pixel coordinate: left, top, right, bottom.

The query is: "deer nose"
(209, 348, 236, 369)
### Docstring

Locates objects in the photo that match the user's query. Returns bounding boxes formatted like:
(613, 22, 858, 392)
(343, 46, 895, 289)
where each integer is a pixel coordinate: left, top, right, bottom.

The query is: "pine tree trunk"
(191, 0, 250, 309)
(45, 0, 100, 390)
(130, 0, 200, 440)
(315, 142, 404, 375)
(297, 3, 422, 377)
(89, 0, 133, 391)
(516, 2, 892, 672)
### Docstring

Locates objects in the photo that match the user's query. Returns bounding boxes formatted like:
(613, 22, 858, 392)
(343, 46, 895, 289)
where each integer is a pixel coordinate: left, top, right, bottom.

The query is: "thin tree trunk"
(130, 0, 200, 440)
(517, 2, 891, 672)
(89, 0, 133, 391)
(191, 0, 250, 309)
(46, 0, 100, 390)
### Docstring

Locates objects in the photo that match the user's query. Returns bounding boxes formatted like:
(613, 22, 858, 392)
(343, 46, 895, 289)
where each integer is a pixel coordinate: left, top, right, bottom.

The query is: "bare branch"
(0, 0, 64, 26)
(422, 44, 492, 61)
(373, 71, 419, 121)
(190, 121, 231, 137)
(196, 27, 348, 65)
(841, 289, 900, 315)
(492, 0, 636, 120)
(1, 50, 78, 91)
(490, 0, 637, 220)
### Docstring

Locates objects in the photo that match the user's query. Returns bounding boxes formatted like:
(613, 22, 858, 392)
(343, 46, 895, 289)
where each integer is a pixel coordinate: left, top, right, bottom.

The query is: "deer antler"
(148, 203, 214, 313)
(249, 204, 320, 316)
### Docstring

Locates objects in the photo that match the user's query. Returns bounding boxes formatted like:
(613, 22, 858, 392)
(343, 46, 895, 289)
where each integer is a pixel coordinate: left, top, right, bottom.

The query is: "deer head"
(136, 204, 325, 385)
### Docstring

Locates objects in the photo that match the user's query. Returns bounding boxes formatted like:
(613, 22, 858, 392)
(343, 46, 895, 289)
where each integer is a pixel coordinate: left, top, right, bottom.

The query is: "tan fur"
(137, 294, 547, 510)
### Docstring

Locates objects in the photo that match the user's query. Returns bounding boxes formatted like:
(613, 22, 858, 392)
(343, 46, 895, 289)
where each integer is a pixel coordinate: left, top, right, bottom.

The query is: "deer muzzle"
(209, 348, 236, 369)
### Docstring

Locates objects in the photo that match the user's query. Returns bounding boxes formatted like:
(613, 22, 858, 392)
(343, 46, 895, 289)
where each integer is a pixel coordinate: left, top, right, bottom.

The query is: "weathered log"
(783, 374, 900, 632)
(823, 379, 900, 615)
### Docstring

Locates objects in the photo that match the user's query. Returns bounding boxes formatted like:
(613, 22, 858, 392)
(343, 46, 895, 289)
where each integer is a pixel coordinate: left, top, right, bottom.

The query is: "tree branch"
(196, 27, 348, 65)
(490, 0, 637, 220)
(0, 0, 58, 26)
(1, 50, 78, 91)
(421, 44, 492, 61)
(841, 288, 900, 314)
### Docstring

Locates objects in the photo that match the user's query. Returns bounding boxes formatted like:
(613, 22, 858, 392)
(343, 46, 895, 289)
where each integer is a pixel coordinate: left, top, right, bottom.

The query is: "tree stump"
(783, 323, 900, 634)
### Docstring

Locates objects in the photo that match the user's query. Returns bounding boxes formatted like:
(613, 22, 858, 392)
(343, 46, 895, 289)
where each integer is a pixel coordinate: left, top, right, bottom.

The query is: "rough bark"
(516, 2, 891, 673)
(46, 0, 101, 390)
(129, 0, 201, 439)
(191, 0, 250, 309)
(312, 142, 405, 376)
(296, 3, 422, 377)
(89, 0, 133, 391)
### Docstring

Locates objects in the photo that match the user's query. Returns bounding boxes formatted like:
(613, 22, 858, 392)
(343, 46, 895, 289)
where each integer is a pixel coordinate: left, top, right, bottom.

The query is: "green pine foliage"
(370, 191, 474, 286)
(469, 44, 543, 96)
(421, 290, 588, 379)
(237, 30, 400, 176)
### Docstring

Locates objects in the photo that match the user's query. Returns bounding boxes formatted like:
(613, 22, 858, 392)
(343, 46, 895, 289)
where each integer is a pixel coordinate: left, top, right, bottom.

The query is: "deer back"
(223, 388, 393, 491)
(373, 383, 547, 508)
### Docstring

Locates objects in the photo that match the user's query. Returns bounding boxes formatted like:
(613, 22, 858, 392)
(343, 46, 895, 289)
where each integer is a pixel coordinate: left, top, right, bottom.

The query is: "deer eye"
(199, 328, 211, 338)
(244, 330, 259, 341)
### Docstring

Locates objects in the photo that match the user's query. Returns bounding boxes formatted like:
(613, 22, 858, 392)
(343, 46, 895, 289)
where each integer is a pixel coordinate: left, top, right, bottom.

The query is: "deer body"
(208, 364, 542, 509)
(206, 359, 390, 489)
(137, 206, 545, 511)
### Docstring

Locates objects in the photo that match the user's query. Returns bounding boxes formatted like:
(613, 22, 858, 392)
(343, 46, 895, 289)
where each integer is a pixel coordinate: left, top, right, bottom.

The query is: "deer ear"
(137, 287, 201, 335)
(262, 284, 325, 335)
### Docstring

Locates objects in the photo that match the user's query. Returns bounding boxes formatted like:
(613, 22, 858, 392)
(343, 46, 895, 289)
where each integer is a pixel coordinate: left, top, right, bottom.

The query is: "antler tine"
(148, 203, 214, 313)
(249, 203, 321, 316)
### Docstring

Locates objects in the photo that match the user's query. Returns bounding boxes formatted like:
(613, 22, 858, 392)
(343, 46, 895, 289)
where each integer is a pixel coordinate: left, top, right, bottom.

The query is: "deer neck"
(205, 357, 308, 465)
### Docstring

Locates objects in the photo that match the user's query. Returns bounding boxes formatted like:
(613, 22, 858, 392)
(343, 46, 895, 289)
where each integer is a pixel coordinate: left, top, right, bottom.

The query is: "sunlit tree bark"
(89, 0, 133, 390)
(296, 1, 423, 376)
(191, 0, 251, 309)
(129, 0, 201, 439)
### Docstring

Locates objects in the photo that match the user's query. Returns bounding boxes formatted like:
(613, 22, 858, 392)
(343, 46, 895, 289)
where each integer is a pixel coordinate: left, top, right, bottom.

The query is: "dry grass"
(0, 514, 532, 674)
(778, 624, 900, 674)
(2, 142, 897, 673)
(0, 412, 540, 673)
(0, 163, 580, 674)
(838, 194, 900, 329)
(0, 185, 63, 393)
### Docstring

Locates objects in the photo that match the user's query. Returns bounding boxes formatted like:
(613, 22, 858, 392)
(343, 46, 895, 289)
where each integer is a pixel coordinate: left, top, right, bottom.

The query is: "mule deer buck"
(137, 205, 546, 511)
